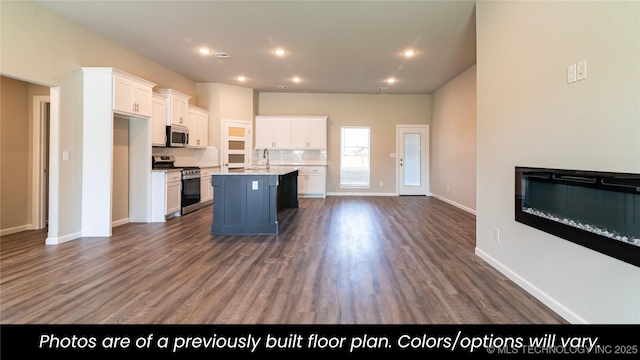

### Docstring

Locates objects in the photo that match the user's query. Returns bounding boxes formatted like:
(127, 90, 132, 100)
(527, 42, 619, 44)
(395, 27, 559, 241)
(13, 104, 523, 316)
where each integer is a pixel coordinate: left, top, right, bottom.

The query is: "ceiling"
(35, 0, 477, 94)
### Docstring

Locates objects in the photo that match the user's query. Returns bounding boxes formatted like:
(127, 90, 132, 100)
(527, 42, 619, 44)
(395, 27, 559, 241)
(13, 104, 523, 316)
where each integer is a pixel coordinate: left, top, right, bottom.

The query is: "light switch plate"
(567, 64, 576, 83)
(576, 60, 586, 81)
(252, 181, 258, 190)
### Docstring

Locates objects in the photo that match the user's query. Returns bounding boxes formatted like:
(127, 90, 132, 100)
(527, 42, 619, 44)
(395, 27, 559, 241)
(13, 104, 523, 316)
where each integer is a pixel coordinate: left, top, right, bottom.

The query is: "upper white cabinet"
(290, 117, 327, 149)
(255, 116, 326, 149)
(112, 70, 155, 118)
(187, 105, 209, 148)
(151, 93, 168, 147)
(155, 89, 191, 127)
(255, 116, 291, 149)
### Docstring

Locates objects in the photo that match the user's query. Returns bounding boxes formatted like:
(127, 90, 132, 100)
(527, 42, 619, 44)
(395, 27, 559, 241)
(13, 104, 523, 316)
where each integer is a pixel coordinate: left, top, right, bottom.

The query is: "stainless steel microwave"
(166, 125, 188, 147)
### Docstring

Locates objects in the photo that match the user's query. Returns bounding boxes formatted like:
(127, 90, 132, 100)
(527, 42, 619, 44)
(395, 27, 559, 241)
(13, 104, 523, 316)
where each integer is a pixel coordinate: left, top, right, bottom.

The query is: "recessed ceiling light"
(403, 50, 416, 57)
(197, 48, 213, 54)
(274, 49, 286, 56)
(237, 76, 246, 82)
(387, 78, 396, 84)
(292, 77, 301, 83)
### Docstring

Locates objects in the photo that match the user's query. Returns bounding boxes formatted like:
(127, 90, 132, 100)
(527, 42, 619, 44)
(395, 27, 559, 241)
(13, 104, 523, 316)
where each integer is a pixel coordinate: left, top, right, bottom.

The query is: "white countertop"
(214, 166, 300, 175)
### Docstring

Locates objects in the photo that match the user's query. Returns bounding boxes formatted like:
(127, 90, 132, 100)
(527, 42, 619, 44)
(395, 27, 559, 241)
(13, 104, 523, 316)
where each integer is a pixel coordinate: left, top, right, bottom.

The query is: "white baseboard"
(474, 247, 587, 324)
(431, 193, 476, 215)
(0, 225, 30, 236)
(46, 231, 82, 245)
(326, 192, 398, 197)
(112, 218, 129, 227)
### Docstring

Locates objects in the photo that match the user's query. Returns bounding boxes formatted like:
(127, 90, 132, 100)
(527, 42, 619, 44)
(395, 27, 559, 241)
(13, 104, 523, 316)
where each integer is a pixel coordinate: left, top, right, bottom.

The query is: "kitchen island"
(210, 167, 299, 235)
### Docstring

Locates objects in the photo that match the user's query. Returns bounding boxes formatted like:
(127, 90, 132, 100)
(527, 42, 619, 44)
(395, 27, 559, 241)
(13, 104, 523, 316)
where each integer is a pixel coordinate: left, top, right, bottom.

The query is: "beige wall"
(476, 1, 639, 323)
(431, 64, 476, 212)
(0, 76, 49, 234)
(1, 76, 30, 232)
(1, 1, 196, 241)
(196, 83, 256, 164)
(259, 93, 431, 194)
(112, 117, 129, 224)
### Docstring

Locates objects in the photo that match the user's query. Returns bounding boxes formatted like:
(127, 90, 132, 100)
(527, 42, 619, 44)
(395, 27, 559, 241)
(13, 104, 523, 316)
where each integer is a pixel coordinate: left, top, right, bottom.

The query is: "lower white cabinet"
(151, 170, 182, 221)
(297, 166, 326, 198)
(200, 167, 217, 204)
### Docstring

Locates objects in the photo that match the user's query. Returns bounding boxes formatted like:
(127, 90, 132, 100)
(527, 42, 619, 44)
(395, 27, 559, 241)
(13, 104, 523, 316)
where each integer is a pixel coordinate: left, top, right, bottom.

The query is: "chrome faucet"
(263, 148, 270, 169)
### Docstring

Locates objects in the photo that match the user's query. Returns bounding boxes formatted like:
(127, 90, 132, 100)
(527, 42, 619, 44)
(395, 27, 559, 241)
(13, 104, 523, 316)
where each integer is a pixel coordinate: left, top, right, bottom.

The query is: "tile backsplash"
(252, 149, 327, 165)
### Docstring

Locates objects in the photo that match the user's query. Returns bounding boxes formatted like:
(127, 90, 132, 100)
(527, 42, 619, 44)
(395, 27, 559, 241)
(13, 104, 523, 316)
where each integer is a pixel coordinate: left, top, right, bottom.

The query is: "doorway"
(222, 119, 252, 170)
(397, 125, 429, 195)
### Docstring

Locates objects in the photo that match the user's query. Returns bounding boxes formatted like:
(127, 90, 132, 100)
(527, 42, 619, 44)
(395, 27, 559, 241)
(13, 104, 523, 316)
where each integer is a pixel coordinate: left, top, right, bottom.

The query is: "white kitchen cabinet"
(297, 166, 326, 198)
(113, 72, 153, 118)
(199, 167, 217, 204)
(255, 116, 291, 149)
(166, 173, 182, 215)
(151, 170, 182, 221)
(187, 105, 209, 148)
(155, 89, 191, 126)
(290, 116, 327, 149)
(151, 93, 168, 146)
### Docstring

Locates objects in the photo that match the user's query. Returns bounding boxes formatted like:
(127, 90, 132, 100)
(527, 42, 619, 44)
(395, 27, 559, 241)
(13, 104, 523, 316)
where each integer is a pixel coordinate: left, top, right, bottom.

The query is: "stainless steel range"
(180, 166, 201, 215)
(152, 155, 201, 215)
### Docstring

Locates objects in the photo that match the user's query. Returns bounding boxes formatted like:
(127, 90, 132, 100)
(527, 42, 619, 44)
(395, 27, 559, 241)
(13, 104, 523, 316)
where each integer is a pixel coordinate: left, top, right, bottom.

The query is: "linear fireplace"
(515, 167, 640, 267)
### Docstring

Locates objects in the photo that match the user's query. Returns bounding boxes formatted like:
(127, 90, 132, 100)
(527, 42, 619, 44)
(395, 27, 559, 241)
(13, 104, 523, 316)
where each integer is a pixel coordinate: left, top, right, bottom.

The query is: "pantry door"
(397, 125, 429, 195)
(222, 119, 252, 170)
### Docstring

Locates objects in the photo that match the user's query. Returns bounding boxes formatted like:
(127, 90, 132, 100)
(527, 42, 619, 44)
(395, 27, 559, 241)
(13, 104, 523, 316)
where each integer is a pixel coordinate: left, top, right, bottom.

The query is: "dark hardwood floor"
(0, 196, 567, 324)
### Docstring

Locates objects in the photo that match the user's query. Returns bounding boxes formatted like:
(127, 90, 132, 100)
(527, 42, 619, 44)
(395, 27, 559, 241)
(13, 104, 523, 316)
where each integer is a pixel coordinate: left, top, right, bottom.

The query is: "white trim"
(0, 225, 30, 236)
(475, 247, 587, 324)
(46, 231, 82, 245)
(46, 87, 60, 244)
(431, 193, 476, 215)
(32, 96, 50, 230)
(327, 192, 398, 197)
(112, 218, 129, 227)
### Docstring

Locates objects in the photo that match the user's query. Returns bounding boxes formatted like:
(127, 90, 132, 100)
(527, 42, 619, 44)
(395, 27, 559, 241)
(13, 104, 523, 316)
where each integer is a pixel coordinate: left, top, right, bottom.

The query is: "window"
(340, 126, 370, 188)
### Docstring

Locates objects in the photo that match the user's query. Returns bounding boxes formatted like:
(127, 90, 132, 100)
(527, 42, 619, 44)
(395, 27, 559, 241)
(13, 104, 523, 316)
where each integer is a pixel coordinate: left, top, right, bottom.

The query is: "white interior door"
(397, 125, 429, 195)
(222, 119, 252, 170)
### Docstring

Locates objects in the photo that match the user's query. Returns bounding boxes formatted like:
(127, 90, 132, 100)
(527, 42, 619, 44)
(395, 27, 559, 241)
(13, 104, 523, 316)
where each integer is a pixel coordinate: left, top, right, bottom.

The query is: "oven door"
(181, 176, 201, 214)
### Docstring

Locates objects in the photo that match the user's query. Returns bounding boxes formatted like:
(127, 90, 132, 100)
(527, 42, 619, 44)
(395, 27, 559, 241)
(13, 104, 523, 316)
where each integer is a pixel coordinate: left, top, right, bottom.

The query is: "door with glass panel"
(222, 119, 252, 170)
(397, 125, 429, 195)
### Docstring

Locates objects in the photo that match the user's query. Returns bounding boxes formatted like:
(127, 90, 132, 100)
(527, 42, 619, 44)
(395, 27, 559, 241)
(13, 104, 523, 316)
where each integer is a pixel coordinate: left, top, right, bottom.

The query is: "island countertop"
(216, 166, 300, 175)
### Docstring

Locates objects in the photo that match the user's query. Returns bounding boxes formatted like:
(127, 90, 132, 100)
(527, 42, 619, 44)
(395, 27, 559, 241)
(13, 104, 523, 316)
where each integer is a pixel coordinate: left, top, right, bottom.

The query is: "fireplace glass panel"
(515, 167, 640, 267)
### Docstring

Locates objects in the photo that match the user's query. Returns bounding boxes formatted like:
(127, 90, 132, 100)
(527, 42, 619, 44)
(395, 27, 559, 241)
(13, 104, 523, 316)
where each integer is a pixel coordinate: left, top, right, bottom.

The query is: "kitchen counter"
(210, 169, 299, 235)
(219, 166, 300, 175)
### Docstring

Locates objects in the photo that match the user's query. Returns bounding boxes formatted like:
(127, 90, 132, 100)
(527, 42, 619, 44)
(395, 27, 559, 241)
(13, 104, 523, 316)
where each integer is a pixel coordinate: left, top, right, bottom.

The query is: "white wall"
(431, 64, 476, 213)
(476, 1, 640, 323)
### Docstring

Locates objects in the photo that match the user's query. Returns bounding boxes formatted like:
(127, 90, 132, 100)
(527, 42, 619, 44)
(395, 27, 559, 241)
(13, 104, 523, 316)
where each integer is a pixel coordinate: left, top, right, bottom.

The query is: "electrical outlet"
(567, 64, 576, 83)
(576, 60, 587, 81)
(447, 186, 450, 192)
(379, 181, 383, 186)
(494, 228, 500, 242)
